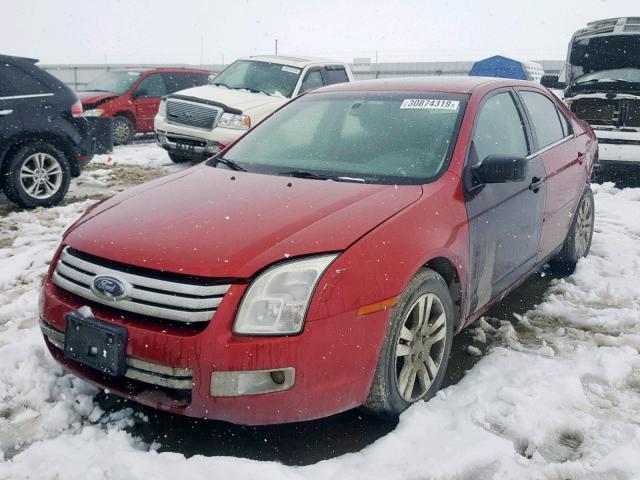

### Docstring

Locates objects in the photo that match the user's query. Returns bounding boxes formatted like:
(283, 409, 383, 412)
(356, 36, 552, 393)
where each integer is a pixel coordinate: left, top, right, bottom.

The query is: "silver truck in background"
(542, 17, 640, 169)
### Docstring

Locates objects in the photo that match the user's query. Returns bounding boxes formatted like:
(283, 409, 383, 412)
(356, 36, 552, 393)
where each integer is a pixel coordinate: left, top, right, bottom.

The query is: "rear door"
(464, 89, 546, 313)
(0, 65, 24, 146)
(516, 89, 586, 259)
(131, 73, 167, 132)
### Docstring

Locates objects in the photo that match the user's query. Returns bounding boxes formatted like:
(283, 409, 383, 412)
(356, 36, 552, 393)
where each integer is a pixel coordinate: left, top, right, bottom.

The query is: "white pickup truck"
(154, 55, 354, 162)
(543, 17, 640, 170)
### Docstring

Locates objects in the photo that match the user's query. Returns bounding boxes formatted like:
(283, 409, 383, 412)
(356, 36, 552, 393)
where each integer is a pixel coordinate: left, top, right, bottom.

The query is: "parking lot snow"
(0, 149, 639, 479)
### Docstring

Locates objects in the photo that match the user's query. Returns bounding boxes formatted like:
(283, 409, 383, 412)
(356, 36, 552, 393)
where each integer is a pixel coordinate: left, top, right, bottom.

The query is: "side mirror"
(132, 88, 148, 99)
(473, 154, 527, 184)
(540, 75, 566, 90)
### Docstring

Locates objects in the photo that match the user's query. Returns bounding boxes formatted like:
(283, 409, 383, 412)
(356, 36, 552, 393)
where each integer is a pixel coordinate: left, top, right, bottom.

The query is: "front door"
(464, 89, 546, 313)
(131, 73, 167, 132)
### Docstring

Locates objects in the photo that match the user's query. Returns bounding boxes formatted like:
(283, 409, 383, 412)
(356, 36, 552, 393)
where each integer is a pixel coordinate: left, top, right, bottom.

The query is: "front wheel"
(1, 142, 71, 208)
(549, 187, 594, 272)
(362, 268, 454, 416)
(112, 115, 135, 145)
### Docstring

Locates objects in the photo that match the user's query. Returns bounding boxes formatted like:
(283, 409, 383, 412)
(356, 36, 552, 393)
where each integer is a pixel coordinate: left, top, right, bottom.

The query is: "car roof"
(239, 55, 347, 67)
(315, 76, 541, 94)
(108, 67, 212, 74)
(0, 54, 39, 64)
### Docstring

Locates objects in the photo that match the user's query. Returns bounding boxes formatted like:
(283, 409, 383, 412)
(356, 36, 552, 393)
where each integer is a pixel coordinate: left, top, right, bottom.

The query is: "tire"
(168, 151, 192, 163)
(362, 268, 455, 416)
(549, 186, 595, 272)
(112, 115, 135, 145)
(1, 142, 71, 208)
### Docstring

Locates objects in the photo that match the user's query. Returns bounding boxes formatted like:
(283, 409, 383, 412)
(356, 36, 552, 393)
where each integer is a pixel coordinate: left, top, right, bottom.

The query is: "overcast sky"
(2, 0, 636, 65)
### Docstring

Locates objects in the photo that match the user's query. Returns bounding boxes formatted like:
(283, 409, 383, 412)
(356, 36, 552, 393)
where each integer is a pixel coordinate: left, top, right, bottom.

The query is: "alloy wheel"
(575, 194, 594, 258)
(19, 153, 63, 200)
(113, 119, 131, 143)
(395, 293, 448, 402)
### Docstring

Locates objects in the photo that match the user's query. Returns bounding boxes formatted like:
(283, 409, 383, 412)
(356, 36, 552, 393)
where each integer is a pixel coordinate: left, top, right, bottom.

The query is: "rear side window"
(324, 67, 349, 85)
(300, 69, 324, 93)
(519, 91, 565, 149)
(134, 73, 166, 98)
(163, 73, 209, 93)
(0, 63, 51, 96)
(473, 92, 528, 161)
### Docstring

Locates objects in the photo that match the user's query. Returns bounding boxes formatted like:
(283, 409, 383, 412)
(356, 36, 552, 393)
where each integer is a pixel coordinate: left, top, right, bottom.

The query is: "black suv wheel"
(1, 142, 71, 208)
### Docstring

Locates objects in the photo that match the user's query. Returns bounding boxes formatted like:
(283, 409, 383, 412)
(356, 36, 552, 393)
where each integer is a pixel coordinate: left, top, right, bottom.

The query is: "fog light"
(210, 368, 295, 397)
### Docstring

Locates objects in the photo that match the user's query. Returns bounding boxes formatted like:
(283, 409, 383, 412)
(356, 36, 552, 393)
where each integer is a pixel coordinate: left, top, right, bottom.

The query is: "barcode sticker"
(401, 99, 459, 110)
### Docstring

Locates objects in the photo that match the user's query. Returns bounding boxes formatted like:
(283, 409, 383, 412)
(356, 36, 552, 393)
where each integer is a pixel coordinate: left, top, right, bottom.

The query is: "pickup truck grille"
(52, 247, 230, 323)
(166, 98, 222, 130)
(570, 98, 640, 128)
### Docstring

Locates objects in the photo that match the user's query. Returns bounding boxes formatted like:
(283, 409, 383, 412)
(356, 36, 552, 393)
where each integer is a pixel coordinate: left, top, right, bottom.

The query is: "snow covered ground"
(1, 144, 639, 479)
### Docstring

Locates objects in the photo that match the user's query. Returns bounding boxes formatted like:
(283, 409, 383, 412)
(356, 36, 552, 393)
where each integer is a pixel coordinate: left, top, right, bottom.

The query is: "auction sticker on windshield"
(400, 99, 460, 110)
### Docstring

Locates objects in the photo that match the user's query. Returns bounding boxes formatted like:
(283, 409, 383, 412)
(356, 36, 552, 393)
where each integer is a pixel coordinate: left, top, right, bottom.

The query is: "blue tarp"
(468, 55, 528, 80)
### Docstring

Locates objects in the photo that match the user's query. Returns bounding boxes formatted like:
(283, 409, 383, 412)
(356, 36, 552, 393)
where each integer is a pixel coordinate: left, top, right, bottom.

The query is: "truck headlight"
(234, 255, 338, 335)
(83, 109, 104, 117)
(218, 113, 251, 130)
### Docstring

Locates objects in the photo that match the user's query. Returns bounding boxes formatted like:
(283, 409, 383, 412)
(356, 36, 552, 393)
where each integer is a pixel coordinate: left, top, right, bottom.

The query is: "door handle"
(0, 109, 13, 116)
(529, 176, 545, 192)
(576, 152, 585, 165)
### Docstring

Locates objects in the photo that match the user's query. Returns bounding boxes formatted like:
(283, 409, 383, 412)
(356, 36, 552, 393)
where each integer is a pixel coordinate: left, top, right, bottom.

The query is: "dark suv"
(0, 55, 96, 208)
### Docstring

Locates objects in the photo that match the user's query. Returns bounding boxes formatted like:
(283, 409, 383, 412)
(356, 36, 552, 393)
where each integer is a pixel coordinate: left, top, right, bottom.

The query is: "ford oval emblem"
(91, 275, 129, 301)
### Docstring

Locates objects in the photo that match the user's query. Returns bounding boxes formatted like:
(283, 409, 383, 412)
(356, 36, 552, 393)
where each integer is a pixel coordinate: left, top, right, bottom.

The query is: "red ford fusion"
(40, 77, 596, 425)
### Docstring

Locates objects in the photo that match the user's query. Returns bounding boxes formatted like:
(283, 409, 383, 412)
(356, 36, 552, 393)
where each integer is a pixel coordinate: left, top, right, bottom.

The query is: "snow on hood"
(63, 165, 422, 278)
(171, 85, 287, 113)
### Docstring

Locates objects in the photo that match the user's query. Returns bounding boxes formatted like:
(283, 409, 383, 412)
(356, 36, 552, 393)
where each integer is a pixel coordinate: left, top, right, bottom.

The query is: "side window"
(519, 91, 565, 149)
(300, 69, 324, 93)
(556, 107, 573, 137)
(324, 66, 349, 85)
(163, 73, 208, 93)
(0, 63, 50, 96)
(473, 92, 528, 161)
(134, 74, 166, 98)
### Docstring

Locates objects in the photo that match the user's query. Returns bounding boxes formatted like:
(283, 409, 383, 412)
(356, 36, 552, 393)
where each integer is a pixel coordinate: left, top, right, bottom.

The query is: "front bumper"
(40, 276, 389, 425)
(594, 128, 640, 166)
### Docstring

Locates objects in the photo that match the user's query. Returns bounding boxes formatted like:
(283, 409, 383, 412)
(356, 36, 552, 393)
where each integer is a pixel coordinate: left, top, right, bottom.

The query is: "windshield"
(568, 35, 640, 90)
(211, 60, 301, 97)
(80, 71, 141, 94)
(217, 91, 467, 185)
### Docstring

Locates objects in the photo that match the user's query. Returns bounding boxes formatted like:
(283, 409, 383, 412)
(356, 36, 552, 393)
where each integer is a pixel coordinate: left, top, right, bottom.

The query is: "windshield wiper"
(212, 82, 231, 89)
(210, 156, 246, 171)
(576, 78, 630, 85)
(279, 170, 366, 183)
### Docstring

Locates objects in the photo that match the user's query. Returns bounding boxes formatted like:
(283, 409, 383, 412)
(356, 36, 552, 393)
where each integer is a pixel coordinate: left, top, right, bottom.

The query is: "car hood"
(172, 85, 287, 113)
(76, 91, 118, 105)
(64, 165, 423, 278)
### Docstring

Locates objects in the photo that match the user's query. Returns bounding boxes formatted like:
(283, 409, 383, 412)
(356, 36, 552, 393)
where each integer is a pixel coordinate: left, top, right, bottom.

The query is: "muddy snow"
(0, 144, 639, 479)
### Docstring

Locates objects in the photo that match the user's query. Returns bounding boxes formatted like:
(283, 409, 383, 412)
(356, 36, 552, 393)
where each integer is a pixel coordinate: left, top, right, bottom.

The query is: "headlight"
(82, 109, 104, 117)
(157, 98, 166, 117)
(218, 113, 251, 130)
(234, 255, 338, 335)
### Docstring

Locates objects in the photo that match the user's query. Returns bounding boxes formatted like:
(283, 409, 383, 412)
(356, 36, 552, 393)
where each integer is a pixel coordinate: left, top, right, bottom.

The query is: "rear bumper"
(40, 276, 388, 425)
(594, 129, 640, 166)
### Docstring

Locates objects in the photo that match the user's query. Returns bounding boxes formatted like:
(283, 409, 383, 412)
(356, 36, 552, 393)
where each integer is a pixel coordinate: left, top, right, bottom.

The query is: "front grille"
(166, 98, 222, 130)
(52, 247, 230, 323)
(571, 98, 640, 127)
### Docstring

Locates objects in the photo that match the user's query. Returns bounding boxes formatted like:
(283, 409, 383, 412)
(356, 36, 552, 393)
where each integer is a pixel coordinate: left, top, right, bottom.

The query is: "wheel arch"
(0, 132, 79, 177)
(423, 256, 463, 331)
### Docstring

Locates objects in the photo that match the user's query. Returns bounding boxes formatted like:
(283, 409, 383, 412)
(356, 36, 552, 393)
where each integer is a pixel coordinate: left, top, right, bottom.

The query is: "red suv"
(40, 77, 596, 425)
(77, 68, 212, 144)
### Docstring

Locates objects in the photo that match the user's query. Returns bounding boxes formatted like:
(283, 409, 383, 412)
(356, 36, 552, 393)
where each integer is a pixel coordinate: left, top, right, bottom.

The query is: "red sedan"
(40, 77, 596, 425)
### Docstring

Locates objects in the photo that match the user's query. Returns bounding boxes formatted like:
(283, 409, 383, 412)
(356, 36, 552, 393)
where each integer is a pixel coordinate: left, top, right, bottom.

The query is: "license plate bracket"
(64, 310, 128, 377)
